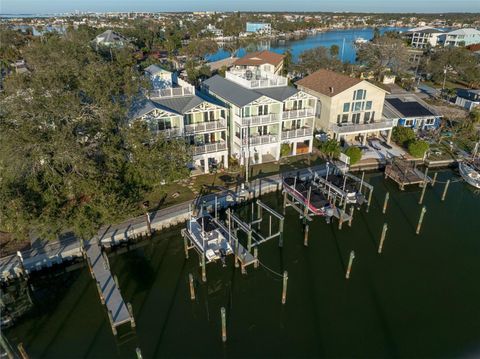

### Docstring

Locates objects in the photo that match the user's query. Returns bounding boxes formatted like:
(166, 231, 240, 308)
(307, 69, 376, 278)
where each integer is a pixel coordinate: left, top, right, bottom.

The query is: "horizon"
(2, 0, 480, 15)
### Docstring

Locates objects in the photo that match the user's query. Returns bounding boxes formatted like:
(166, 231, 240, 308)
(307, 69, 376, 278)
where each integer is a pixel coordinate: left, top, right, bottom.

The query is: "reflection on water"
(5, 170, 480, 358)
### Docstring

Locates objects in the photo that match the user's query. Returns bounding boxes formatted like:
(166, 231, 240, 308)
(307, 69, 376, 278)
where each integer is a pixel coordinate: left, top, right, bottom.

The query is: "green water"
(5, 171, 480, 358)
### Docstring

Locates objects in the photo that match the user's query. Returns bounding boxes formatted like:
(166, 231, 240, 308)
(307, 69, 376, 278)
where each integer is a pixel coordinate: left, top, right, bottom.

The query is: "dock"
(85, 238, 134, 334)
(385, 158, 431, 190)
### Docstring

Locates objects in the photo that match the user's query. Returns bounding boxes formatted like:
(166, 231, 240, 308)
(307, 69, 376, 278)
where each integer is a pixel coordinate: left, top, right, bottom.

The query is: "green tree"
(283, 48, 293, 76)
(408, 140, 430, 158)
(317, 139, 341, 159)
(295, 47, 343, 75)
(392, 127, 416, 147)
(330, 44, 340, 58)
(280, 143, 292, 157)
(344, 146, 362, 165)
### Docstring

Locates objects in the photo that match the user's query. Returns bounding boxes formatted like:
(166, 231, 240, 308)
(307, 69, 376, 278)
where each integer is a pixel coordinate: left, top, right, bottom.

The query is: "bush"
(280, 143, 292, 157)
(318, 139, 341, 159)
(408, 140, 430, 158)
(344, 146, 362, 165)
(392, 126, 415, 146)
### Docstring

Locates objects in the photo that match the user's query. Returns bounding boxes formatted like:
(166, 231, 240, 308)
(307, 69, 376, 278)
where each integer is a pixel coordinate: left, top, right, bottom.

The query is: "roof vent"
(329, 86, 334, 93)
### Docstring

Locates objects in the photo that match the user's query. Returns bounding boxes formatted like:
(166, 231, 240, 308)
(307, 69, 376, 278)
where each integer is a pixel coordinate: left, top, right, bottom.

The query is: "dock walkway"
(85, 238, 132, 331)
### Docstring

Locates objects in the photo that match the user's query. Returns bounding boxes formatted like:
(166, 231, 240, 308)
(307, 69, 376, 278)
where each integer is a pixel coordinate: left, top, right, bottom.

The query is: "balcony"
(235, 134, 278, 147)
(282, 108, 315, 120)
(330, 119, 394, 134)
(157, 127, 183, 138)
(193, 141, 227, 156)
(148, 85, 195, 99)
(240, 113, 279, 127)
(226, 70, 288, 89)
(184, 119, 227, 134)
(281, 127, 313, 140)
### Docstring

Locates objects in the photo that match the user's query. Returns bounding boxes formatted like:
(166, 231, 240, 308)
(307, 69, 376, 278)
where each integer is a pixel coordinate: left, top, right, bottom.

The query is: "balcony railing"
(184, 119, 227, 134)
(226, 70, 288, 89)
(157, 127, 183, 138)
(236, 134, 278, 147)
(149, 85, 195, 99)
(240, 113, 279, 127)
(330, 119, 394, 134)
(281, 127, 313, 140)
(282, 108, 315, 120)
(193, 141, 227, 155)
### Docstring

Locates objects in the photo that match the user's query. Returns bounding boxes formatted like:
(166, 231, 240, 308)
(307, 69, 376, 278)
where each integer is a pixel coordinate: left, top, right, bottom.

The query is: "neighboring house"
(202, 69, 316, 165)
(246, 22, 272, 35)
(296, 69, 393, 145)
(204, 24, 223, 38)
(403, 26, 444, 48)
(439, 28, 480, 47)
(233, 50, 284, 75)
(455, 89, 480, 111)
(145, 65, 176, 89)
(92, 30, 128, 49)
(383, 94, 441, 131)
(131, 68, 228, 174)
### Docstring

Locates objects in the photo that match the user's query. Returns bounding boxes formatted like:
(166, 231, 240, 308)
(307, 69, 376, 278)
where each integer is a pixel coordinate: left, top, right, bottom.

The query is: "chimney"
(329, 86, 334, 94)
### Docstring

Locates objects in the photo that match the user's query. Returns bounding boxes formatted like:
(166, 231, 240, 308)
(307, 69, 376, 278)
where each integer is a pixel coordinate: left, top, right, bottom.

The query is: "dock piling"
(201, 254, 206, 282)
(416, 206, 427, 235)
(183, 235, 189, 260)
(279, 218, 284, 248)
(127, 302, 136, 328)
(136, 348, 143, 359)
(431, 172, 438, 187)
(348, 206, 354, 227)
(282, 271, 288, 304)
(366, 189, 373, 213)
(189, 273, 195, 300)
(378, 223, 388, 254)
(441, 180, 450, 201)
(303, 224, 309, 247)
(221, 307, 227, 343)
(382, 192, 390, 214)
(345, 251, 355, 279)
(419, 181, 427, 205)
(254, 247, 258, 268)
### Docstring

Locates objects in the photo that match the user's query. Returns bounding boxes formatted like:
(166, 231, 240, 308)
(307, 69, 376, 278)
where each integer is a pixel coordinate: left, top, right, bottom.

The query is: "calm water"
(5, 170, 480, 358)
(207, 27, 407, 64)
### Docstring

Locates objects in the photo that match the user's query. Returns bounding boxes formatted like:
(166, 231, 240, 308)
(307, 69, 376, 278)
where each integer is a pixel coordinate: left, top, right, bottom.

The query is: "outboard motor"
(219, 248, 227, 267)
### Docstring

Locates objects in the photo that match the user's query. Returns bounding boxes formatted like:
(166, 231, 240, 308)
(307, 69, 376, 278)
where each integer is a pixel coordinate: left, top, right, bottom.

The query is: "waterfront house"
(131, 68, 228, 174)
(246, 22, 272, 35)
(439, 28, 480, 47)
(92, 29, 128, 48)
(383, 94, 441, 131)
(202, 69, 316, 165)
(296, 69, 393, 145)
(233, 50, 284, 75)
(455, 89, 480, 111)
(402, 26, 444, 48)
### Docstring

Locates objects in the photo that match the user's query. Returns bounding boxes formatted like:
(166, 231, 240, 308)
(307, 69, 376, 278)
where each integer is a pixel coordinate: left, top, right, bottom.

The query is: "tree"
(392, 126, 415, 147)
(408, 140, 430, 158)
(317, 139, 341, 159)
(330, 44, 340, 58)
(469, 108, 480, 124)
(280, 143, 292, 157)
(182, 38, 218, 61)
(295, 47, 343, 75)
(344, 146, 362, 165)
(283, 48, 293, 76)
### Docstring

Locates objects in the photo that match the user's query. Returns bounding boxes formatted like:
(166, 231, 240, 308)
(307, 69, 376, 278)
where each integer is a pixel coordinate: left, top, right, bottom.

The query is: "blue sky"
(1, 0, 479, 14)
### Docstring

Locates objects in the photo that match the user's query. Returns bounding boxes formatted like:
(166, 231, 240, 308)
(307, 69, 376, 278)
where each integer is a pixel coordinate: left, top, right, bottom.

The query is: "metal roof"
(256, 86, 298, 102)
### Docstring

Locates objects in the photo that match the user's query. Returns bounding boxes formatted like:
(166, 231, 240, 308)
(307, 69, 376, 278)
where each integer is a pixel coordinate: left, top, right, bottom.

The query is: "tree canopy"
(295, 47, 343, 75)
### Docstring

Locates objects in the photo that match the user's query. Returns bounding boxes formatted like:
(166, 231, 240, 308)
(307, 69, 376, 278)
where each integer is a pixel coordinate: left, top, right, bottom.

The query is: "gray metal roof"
(145, 64, 168, 75)
(256, 86, 298, 102)
(95, 29, 126, 43)
(202, 75, 261, 107)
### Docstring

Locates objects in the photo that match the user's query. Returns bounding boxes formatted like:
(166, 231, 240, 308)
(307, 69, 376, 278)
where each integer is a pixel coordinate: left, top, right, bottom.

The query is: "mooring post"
(136, 348, 143, 359)
(279, 218, 284, 248)
(282, 271, 288, 304)
(17, 343, 28, 359)
(366, 188, 373, 213)
(303, 223, 309, 247)
(183, 234, 189, 260)
(338, 212, 344, 230)
(221, 307, 227, 343)
(127, 302, 136, 328)
(282, 191, 287, 215)
(378, 223, 388, 254)
(441, 180, 450, 202)
(258, 203, 262, 230)
(145, 211, 152, 236)
(215, 196, 218, 218)
(359, 171, 365, 193)
(254, 247, 258, 269)
(382, 192, 390, 214)
(419, 180, 427, 205)
(189, 273, 195, 300)
(201, 254, 207, 282)
(247, 230, 252, 252)
(345, 250, 355, 279)
(431, 172, 438, 187)
(348, 206, 354, 227)
(269, 215, 272, 237)
(416, 206, 427, 235)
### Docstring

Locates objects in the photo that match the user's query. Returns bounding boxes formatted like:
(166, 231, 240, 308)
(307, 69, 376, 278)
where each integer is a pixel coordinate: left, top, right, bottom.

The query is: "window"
(258, 105, 268, 115)
(364, 112, 371, 123)
(366, 101, 372, 110)
(354, 89, 366, 101)
(343, 103, 350, 112)
(405, 119, 414, 126)
(243, 107, 250, 117)
(185, 113, 193, 125)
(352, 113, 361, 124)
(426, 118, 435, 125)
(341, 114, 349, 123)
(354, 102, 362, 112)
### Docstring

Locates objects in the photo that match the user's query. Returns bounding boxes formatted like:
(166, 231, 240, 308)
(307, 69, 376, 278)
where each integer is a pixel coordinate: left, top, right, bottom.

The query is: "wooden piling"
(254, 247, 258, 269)
(416, 206, 427, 235)
(247, 230, 252, 252)
(441, 180, 450, 202)
(17, 343, 29, 359)
(279, 219, 284, 248)
(303, 224, 309, 247)
(431, 172, 438, 187)
(419, 181, 427, 205)
(382, 192, 390, 214)
(366, 188, 373, 213)
(348, 206, 354, 227)
(221, 307, 227, 343)
(189, 273, 195, 300)
(127, 302, 136, 328)
(378, 223, 388, 254)
(282, 271, 288, 304)
(338, 213, 344, 230)
(359, 171, 365, 193)
(136, 348, 143, 359)
(269, 215, 272, 237)
(201, 254, 206, 282)
(282, 191, 287, 215)
(345, 251, 355, 279)
(183, 235, 189, 260)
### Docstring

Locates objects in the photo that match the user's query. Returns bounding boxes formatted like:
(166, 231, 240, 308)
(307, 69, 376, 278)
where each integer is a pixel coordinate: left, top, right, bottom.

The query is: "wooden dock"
(85, 238, 133, 334)
(385, 158, 431, 190)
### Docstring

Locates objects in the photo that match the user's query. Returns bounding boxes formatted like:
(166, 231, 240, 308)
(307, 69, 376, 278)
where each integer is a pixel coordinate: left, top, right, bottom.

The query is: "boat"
(354, 37, 369, 45)
(459, 162, 480, 189)
(283, 177, 333, 216)
(186, 213, 233, 265)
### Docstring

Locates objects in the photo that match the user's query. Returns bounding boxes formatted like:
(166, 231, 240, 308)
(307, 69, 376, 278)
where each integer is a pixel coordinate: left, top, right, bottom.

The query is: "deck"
(385, 159, 431, 190)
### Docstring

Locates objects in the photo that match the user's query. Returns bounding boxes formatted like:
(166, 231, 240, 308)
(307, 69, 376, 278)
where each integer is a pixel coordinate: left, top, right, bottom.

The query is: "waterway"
(207, 27, 407, 64)
(4, 169, 480, 358)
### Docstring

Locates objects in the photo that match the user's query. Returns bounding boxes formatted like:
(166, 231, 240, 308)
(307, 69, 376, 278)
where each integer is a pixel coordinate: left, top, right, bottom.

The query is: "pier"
(385, 157, 431, 190)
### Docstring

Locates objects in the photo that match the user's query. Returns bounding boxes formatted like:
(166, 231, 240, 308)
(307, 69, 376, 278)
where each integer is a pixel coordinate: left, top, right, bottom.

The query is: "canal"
(207, 27, 407, 64)
(5, 170, 480, 358)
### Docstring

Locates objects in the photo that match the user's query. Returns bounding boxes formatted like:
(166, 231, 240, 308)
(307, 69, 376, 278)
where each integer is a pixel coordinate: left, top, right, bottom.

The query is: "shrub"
(392, 126, 415, 146)
(408, 140, 430, 158)
(318, 139, 341, 159)
(344, 146, 362, 165)
(280, 143, 292, 157)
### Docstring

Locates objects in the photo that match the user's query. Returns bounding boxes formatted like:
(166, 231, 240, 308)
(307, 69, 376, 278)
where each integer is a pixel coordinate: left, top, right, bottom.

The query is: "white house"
(232, 50, 284, 75)
(403, 26, 444, 48)
(439, 28, 480, 47)
(455, 89, 480, 111)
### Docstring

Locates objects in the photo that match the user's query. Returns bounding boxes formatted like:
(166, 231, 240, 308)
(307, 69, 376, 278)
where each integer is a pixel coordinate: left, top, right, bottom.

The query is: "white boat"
(459, 162, 480, 189)
(354, 37, 369, 44)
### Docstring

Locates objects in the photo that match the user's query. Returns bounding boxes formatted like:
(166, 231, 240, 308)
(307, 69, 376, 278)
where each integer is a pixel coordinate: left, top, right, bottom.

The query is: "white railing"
(330, 119, 394, 134)
(281, 127, 313, 139)
(157, 127, 183, 138)
(238, 134, 278, 146)
(193, 141, 227, 155)
(184, 119, 227, 134)
(149, 85, 195, 99)
(226, 70, 288, 89)
(282, 108, 315, 120)
(240, 113, 279, 127)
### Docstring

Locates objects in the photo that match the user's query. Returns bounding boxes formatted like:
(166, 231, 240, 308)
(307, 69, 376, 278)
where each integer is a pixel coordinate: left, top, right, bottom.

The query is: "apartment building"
(296, 69, 393, 145)
(202, 69, 316, 166)
(131, 69, 228, 174)
(403, 27, 444, 48)
(233, 50, 284, 75)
